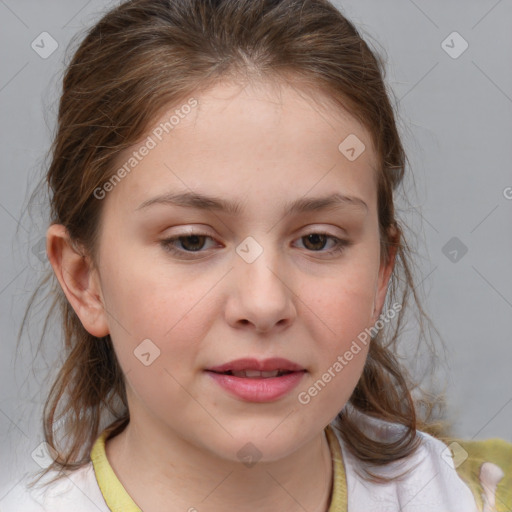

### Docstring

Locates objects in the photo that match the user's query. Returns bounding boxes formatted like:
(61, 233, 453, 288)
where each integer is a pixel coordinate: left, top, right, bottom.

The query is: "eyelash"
(160, 231, 351, 259)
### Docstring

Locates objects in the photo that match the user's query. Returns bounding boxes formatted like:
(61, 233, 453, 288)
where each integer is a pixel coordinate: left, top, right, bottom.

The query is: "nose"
(224, 241, 297, 334)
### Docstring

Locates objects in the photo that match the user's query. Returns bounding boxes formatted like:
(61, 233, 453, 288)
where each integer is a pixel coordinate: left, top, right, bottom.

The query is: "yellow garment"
(90, 430, 141, 512)
(90, 424, 346, 511)
(440, 436, 512, 512)
(90, 424, 512, 512)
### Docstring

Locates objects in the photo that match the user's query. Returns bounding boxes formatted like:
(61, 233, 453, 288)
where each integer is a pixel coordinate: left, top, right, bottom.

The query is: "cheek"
(98, 251, 218, 374)
(296, 268, 374, 424)
(305, 347, 368, 427)
(301, 259, 378, 346)
(101, 266, 218, 416)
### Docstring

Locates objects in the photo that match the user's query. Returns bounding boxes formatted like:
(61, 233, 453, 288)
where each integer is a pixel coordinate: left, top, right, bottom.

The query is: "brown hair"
(21, 0, 445, 487)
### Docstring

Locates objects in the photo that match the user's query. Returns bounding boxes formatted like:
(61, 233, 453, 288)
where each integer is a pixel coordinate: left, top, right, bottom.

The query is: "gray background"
(1, 0, 511, 488)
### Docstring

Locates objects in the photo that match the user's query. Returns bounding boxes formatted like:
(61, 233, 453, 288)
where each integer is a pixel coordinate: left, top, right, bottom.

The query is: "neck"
(105, 417, 334, 512)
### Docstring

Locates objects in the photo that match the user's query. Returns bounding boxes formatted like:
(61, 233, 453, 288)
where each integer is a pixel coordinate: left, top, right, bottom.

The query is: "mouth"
(204, 358, 307, 402)
(205, 357, 306, 376)
(208, 369, 301, 378)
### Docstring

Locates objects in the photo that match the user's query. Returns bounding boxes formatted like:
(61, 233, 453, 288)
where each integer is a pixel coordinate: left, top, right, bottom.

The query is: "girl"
(1, 0, 510, 510)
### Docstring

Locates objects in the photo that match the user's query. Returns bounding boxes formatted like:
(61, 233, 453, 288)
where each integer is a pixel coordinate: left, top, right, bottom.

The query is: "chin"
(206, 421, 314, 465)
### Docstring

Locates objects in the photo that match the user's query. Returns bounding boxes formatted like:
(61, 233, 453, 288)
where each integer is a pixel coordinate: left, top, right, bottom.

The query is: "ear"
(46, 224, 109, 338)
(371, 223, 399, 323)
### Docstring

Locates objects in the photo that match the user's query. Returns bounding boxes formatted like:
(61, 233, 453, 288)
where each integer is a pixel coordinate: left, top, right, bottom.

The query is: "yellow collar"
(90, 428, 141, 512)
(90, 424, 347, 512)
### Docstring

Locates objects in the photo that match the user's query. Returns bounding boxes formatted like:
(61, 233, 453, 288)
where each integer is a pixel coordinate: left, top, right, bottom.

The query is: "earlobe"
(46, 224, 109, 338)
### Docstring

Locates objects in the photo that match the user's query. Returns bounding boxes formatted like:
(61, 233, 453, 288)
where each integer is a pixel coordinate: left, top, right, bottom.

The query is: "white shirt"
(0, 416, 500, 512)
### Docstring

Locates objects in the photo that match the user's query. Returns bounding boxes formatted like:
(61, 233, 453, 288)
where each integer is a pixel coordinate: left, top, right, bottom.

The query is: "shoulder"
(0, 463, 110, 512)
(341, 428, 481, 512)
(440, 436, 512, 512)
(330, 411, 511, 512)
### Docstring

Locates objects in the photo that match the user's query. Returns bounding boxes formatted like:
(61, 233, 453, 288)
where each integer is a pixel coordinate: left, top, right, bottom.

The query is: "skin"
(47, 78, 396, 512)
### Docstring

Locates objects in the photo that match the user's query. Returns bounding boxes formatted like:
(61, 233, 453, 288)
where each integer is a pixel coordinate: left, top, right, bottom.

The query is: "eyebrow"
(136, 191, 368, 215)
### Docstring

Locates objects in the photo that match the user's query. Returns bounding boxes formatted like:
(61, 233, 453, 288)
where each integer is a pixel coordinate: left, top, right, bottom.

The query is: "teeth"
(230, 370, 281, 378)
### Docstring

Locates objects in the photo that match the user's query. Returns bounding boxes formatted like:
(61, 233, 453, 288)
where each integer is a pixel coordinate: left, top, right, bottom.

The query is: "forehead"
(105, 78, 379, 217)
(163, 78, 376, 164)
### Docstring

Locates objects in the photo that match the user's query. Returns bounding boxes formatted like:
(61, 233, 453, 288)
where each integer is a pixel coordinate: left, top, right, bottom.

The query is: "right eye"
(159, 231, 223, 259)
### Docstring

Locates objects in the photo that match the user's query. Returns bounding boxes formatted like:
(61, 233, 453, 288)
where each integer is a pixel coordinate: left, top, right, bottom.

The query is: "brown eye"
(295, 232, 350, 256)
(175, 234, 207, 252)
(160, 232, 218, 258)
(302, 233, 329, 251)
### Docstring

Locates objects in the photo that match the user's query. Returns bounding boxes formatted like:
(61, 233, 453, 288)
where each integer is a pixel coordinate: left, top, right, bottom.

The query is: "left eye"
(160, 232, 350, 258)
(294, 233, 348, 253)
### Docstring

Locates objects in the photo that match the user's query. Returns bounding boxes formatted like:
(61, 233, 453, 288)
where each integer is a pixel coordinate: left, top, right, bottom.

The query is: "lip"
(206, 370, 306, 402)
(206, 357, 305, 373)
(205, 357, 306, 402)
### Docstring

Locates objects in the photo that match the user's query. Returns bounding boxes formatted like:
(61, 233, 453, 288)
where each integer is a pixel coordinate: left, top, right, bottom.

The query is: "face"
(66, 79, 393, 462)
